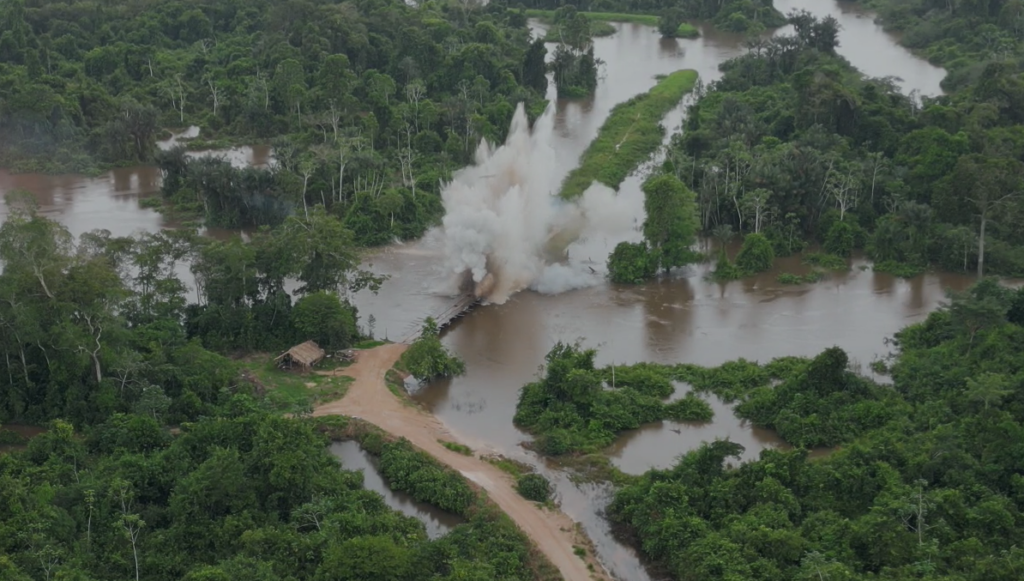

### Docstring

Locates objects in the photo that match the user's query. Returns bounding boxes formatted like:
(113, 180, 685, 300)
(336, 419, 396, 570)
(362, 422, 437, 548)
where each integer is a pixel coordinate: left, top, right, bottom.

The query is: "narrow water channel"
(329, 441, 463, 539)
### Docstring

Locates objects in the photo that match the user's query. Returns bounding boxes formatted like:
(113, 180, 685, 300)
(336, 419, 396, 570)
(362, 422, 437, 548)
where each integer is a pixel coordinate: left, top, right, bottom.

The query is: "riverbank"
(559, 69, 698, 199)
(312, 344, 611, 581)
(525, 9, 699, 38)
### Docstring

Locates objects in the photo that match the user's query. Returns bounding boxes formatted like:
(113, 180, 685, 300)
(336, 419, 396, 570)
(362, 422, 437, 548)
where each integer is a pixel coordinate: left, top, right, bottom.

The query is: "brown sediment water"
(0, 3, 960, 578)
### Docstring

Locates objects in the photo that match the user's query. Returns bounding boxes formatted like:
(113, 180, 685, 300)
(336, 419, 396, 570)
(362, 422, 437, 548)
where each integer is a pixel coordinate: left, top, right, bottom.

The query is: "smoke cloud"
(440, 103, 643, 303)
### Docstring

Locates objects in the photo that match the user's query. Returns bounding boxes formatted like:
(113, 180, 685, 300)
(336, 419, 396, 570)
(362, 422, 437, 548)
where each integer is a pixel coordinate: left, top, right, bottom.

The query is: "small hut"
(275, 340, 325, 371)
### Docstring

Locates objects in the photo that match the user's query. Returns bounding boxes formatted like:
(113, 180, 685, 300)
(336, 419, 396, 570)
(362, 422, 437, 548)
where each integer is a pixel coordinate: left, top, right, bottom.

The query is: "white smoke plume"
(440, 102, 643, 303)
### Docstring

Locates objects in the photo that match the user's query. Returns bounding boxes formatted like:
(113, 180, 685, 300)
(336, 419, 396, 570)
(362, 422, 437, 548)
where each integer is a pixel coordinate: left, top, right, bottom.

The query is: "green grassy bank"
(559, 69, 699, 199)
(542, 20, 617, 42)
(525, 9, 700, 38)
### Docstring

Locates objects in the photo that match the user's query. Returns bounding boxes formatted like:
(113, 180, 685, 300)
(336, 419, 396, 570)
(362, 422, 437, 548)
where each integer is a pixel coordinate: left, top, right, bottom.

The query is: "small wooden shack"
(275, 340, 325, 371)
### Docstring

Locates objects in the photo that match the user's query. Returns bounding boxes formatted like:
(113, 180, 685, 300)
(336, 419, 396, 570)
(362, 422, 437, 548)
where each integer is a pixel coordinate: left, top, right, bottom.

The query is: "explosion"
(440, 102, 641, 303)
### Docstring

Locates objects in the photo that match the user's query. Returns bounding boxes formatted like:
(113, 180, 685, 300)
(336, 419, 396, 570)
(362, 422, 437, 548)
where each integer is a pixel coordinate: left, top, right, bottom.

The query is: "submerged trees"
(549, 7, 600, 98)
(607, 173, 700, 284)
(642, 174, 700, 272)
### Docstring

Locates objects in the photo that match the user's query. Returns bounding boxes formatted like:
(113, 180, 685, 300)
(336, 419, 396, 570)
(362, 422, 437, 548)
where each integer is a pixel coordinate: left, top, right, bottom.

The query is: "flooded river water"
(0, 2, 962, 578)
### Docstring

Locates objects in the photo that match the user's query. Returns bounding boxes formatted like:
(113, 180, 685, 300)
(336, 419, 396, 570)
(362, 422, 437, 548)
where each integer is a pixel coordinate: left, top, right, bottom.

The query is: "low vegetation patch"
(873, 259, 926, 278)
(803, 251, 850, 270)
(673, 356, 808, 402)
(516, 473, 553, 503)
(483, 454, 533, 478)
(526, 9, 699, 37)
(514, 343, 713, 456)
(776, 270, 826, 284)
(354, 339, 386, 349)
(542, 19, 616, 42)
(439, 440, 473, 455)
(246, 358, 353, 413)
(559, 69, 699, 199)
(711, 233, 775, 281)
(398, 318, 466, 383)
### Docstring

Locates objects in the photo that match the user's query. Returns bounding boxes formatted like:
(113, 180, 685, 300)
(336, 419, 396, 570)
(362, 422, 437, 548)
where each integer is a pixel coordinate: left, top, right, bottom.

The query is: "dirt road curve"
(313, 344, 609, 581)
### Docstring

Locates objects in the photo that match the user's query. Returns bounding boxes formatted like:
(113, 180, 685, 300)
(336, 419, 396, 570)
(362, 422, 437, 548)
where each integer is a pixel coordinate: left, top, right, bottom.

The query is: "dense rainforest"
(0, 0, 551, 244)
(0, 194, 549, 580)
(0, 408, 553, 580)
(661, 9, 1024, 278)
(603, 278, 1024, 581)
(0, 193, 380, 425)
(7, 0, 1024, 580)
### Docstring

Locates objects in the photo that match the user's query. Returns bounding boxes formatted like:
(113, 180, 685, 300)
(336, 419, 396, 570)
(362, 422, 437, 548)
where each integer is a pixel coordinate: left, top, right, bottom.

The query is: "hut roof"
(276, 340, 325, 368)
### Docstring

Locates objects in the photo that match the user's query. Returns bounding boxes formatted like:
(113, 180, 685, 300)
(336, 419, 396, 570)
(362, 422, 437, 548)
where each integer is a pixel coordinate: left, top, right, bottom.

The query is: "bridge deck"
(399, 292, 480, 344)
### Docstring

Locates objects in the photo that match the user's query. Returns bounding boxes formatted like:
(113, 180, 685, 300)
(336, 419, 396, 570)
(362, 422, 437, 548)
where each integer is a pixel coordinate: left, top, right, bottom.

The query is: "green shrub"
(378, 438, 475, 515)
(824, 220, 856, 256)
(607, 241, 657, 283)
(399, 318, 465, 381)
(711, 255, 743, 281)
(516, 473, 553, 502)
(803, 252, 849, 270)
(873, 260, 926, 278)
(735, 233, 775, 274)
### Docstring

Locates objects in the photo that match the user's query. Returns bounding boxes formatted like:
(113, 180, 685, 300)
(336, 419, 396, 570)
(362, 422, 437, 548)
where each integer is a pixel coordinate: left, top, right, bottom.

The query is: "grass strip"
(558, 69, 699, 199)
(526, 9, 699, 38)
(542, 20, 616, 42)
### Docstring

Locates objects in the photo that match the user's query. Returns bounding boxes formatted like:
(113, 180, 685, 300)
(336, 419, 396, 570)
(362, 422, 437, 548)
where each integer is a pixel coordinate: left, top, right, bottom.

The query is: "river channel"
(0, 2, 961, 579)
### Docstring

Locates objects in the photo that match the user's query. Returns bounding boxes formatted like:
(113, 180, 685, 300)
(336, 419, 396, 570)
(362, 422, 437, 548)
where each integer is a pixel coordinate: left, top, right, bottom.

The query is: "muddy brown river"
(0, 2, 962, 578)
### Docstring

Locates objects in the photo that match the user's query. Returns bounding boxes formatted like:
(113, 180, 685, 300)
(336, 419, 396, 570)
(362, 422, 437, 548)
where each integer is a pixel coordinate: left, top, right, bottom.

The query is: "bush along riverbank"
(559, 69, 699, 199)
(526, 9, 699, 38)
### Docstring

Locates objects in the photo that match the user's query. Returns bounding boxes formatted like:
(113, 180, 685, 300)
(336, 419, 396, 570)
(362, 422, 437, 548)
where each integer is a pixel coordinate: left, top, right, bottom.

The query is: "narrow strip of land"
(525, 9, 700, 38)
(559, 69, 699, 199)
(313, 344, 609, 581)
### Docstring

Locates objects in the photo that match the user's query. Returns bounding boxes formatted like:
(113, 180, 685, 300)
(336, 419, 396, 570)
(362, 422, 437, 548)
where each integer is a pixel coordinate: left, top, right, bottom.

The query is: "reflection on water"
(329, 441, 462, 539)
(0, 167, 165, 238)
(608, 383, 786, 473)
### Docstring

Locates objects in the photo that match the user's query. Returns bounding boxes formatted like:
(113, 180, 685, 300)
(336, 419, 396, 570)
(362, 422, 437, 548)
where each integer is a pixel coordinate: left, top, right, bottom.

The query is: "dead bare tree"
(206, 77, 221, 116)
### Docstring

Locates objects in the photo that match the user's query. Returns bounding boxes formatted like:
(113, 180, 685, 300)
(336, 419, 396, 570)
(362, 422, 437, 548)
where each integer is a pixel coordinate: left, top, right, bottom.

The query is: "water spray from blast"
(440, 102, 643, 304)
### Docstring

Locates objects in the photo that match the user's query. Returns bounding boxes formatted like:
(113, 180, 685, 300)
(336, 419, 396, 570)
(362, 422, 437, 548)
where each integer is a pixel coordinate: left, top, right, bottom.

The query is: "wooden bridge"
(398, 292, 480, 344)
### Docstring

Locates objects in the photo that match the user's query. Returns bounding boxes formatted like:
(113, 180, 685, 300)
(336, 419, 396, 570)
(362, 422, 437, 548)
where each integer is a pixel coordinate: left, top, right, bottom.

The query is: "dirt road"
(313, 344, 609, 581)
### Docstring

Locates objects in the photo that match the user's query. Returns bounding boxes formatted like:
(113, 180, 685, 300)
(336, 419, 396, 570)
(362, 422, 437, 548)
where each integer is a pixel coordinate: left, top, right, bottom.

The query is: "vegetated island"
(559, 69, 699, 199)
(526, 9, 700, 39)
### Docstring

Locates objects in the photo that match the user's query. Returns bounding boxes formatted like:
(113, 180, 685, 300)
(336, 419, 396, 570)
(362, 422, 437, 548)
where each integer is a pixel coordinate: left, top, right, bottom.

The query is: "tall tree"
(642, 174, 700, 272)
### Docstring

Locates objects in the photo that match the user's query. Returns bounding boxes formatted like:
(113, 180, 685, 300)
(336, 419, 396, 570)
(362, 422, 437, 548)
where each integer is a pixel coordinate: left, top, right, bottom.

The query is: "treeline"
(857, 0, 1024, 91)
(0, 193, 379, 426)
(0, 0, 549, 175)
(517, 0, 786, 32)
(666, 10, 1024, 278)
(607, 278, 1024, 581)
(0, 409, 553, 580)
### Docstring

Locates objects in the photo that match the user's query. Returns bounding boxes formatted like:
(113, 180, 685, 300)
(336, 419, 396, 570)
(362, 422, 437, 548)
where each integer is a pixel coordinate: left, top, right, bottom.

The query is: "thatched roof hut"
(275, 340, 325, 370)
